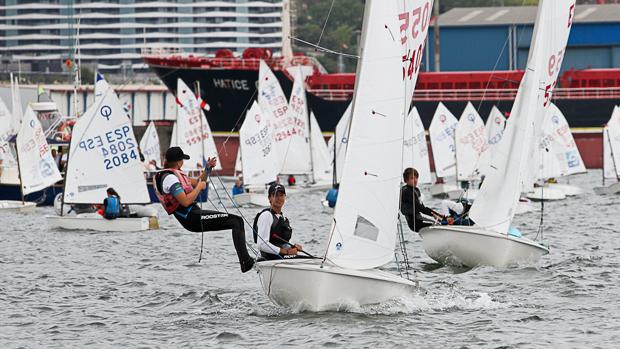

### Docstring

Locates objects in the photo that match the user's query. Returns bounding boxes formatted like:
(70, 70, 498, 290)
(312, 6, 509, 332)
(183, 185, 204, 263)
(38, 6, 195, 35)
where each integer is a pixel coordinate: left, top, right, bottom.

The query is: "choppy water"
(1, 171, 619, 348)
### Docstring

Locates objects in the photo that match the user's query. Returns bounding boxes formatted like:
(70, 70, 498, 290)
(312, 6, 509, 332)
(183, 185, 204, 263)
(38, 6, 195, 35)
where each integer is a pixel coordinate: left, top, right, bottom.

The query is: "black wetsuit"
(155, 172, 254, 272)
(400, 184, 440, 232)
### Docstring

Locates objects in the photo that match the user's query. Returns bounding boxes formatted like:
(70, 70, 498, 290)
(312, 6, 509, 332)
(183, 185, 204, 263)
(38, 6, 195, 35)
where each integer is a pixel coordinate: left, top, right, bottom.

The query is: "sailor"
(253, 183, 302, 260)
(400, 167, 444, 232)
(103, 187, 121, 219)
(154, 146, 255, 273)
(232, 177, 244, 196)
(287, 174, 296, 186)
(325, 183, 339, 208)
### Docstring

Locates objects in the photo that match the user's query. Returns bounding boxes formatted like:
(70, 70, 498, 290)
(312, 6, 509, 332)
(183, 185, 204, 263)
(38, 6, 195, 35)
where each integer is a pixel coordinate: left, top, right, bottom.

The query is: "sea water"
(1, 171, 619, 347)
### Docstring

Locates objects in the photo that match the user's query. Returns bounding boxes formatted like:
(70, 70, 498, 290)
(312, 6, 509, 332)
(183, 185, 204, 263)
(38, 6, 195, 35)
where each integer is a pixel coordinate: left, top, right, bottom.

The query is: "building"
(0, 0, 289, 75)
(425, 3, 620, 72)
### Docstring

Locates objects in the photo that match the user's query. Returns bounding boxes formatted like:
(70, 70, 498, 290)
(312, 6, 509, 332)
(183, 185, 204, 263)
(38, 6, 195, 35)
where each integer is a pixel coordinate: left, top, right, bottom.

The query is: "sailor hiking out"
(154, 146, 255, 273)
(253, 183, 304, 260)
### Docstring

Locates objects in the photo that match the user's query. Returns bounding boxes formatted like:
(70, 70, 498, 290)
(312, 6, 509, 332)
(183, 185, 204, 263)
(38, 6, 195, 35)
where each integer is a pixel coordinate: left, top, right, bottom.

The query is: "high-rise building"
(0, 0, 288, 74)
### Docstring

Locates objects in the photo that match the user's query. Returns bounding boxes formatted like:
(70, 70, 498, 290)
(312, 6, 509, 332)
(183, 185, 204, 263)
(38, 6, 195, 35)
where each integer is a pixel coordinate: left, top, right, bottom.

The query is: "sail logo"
(565, 150, 579, 168)
(335, 242, 343, 251)
(100, 106, 112, 121)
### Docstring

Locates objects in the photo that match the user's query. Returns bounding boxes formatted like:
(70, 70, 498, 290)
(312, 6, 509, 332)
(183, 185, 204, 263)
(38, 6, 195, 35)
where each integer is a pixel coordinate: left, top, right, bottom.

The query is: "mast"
(13, 136, 24, 205)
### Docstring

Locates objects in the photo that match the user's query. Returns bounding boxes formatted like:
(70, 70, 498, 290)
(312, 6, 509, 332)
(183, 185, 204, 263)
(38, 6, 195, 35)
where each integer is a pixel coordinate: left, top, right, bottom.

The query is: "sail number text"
(78, 125, 138, 170)
(399, 1, 432, 80)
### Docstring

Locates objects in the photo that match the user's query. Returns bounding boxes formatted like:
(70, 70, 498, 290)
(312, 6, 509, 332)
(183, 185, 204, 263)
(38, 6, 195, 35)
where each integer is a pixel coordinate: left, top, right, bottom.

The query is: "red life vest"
(154, 169, 193, 214)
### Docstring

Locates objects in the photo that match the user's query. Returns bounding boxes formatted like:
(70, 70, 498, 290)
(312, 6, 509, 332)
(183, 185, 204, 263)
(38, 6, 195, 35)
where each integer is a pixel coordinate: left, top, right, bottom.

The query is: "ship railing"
(307, 89, 353, 101)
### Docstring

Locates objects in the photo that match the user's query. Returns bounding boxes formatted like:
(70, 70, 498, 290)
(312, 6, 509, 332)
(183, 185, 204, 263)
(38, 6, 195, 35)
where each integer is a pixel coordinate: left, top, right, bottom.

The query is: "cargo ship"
(143, 47, 620, 171)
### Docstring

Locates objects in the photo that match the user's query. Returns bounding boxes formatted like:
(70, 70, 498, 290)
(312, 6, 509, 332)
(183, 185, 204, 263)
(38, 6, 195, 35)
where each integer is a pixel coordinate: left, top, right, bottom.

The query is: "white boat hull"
(46, 213, 159, 232)
(430, 183, 460, 198)
(546, 183, 582, 196)
(418, 225, 549, 268)
(594, 181, 620, 195)
(255, 259, 417, 312)
(232, 193, 270, 207)
(525, 186, 566, 201)
(516, 198, 537, 214)
(0, 200, 37, 212)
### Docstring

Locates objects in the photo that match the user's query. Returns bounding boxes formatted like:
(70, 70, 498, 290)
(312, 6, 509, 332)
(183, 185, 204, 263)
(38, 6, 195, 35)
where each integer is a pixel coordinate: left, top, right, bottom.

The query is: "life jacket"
(103, 196, 120, 219)
(154, 169, 193, 214)
(252, 208, 293, 251)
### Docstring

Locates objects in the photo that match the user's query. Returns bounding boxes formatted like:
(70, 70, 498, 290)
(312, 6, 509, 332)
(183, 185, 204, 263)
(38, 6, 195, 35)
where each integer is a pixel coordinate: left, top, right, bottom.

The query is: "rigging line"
(476, 0, 531, 113)
(291, 37, 360, 59)
(216, 87, 258, 160)
(211, 172, 284, 259)
(316, 0, 336, 47)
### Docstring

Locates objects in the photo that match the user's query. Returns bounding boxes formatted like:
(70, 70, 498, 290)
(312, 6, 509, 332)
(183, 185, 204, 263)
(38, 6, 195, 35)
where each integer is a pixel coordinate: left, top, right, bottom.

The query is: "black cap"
(268, 183, 286, 196)
(165, 146, 190, 162)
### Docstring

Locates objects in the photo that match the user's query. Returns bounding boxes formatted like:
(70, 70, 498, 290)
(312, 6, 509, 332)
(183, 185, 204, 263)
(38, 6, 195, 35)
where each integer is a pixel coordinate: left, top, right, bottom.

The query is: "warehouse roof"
(439, 4, 620, 27)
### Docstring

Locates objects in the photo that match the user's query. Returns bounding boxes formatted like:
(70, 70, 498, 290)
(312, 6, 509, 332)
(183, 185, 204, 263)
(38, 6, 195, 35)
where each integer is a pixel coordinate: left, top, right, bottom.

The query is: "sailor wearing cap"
(252, 183, 303, 260)
(154, 146, 255, 273)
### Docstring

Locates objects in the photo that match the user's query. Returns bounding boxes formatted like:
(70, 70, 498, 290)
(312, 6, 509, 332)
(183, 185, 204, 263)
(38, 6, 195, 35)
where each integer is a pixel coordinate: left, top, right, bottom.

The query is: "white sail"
(170, 122, 178, 148)
(330, 102, 353, 183)
(478, 106, 506, 176)
(470, 0, 575, 234)
(16, 107, 62, 195)
(175, 78, 221, 171)
(403, 106, 431, 184)
(63, 87, 150, 204)
(429, 102, 458, 178)
(234, 147, 242, 174)
(455, 102, 487, 181)
(239, 101, 279, 187)
(0, 97, 16, 166)
(326, 0, 433, 270)
(139, 122, 161, 168)
(275, 67, 312, 174)
(603, 106, 620, 179)
(537, 103, 586, 180)
(257, 60, 288, 170)
(94, 72, 110, 103)
(10, 75, 23, 136)
(309, 111, 332, 184)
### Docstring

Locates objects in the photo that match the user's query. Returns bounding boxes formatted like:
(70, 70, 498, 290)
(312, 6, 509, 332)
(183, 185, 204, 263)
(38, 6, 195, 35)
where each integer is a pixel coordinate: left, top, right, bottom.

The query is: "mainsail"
(140, 122, 161, 167)
(403, 106, 431, 184)
(478, 106, 506, 176)
(326, 0, 433, 269)
(429, 102, 458, 178)
(455, 102, 487, 181)
(16, 107, 62, 195)
(470, 0, 576, 234)
(536, 102, 586, 180)
(603, 106, 620, 179)
(239, 101, 279, 187)
(63, 87, 150, 204)
(309, 111, 332, 184)
(175, 78, 221, 170)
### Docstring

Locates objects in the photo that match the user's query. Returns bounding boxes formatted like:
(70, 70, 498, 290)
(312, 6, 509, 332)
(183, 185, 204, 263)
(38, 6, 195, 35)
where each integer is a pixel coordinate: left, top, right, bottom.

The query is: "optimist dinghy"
(256, 0, 432, 311)
(45, 77, 157, 232)
(420, 0, 575, 268)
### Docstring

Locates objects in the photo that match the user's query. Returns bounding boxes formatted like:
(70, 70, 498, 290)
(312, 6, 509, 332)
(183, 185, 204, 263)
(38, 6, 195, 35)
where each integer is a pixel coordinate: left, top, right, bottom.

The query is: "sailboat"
(0, 106, 62, 212)
(256, 0, 432, 311)
(233, 101, 277, 207)
(451, 102, 487, 200)
(175, 78, 221, 172)
(419, 0, 575, 268)
(139, 121, 162, 169)
(477, 106, 506, 177)
(429, 102, 460, 198)
(526, 102, 586, 200)
(46, 85, 158, 232)
(403, 106, 432, 185)
(594, 105, 620, 195)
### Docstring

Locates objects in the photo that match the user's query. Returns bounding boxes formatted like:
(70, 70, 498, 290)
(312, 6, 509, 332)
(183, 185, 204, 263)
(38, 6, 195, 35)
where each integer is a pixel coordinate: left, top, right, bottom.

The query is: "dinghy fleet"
(2, 0, 619, 312)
